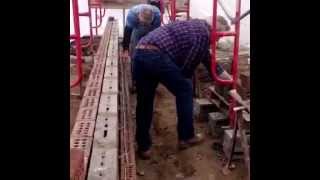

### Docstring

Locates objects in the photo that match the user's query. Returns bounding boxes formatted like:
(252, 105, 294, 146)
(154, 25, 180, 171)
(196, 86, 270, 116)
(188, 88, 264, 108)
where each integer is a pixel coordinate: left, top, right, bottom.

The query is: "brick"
(84, 87, 101, 97)
(76, 107, 97, 121)
(91, 66, 105, 77)
(208, 112, 229, 137)
(70, 136, 93, 157)
(86, 79, 103, 89)
(102, 77, 118, 94)
(89, 73, 104, 82)
(80, 97, 99, 108)
(98, 94, 118, 115)
(87, 148, 118, 180)
(223, 129, 242, 154)
(92, 114, 118, 149)
(193, 98, 218, 121)
(71, 121, 96, 137)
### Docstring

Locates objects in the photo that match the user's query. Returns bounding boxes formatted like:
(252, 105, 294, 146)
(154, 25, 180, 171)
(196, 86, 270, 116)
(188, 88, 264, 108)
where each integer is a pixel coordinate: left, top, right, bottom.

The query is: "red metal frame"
(70, 0, 107, 88)
(91, 0, 106, 35)
(168, 0, 190, 21)
(211, 0, 242, 126)
(70, 0, 84, 88)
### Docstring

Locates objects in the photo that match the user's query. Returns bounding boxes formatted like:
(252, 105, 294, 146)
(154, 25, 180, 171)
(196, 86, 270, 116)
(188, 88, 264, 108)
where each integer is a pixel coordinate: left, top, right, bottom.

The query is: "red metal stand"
(70, 0, 106, 88)
(210, 0, 242, 127)
(168, 0, 190, 21)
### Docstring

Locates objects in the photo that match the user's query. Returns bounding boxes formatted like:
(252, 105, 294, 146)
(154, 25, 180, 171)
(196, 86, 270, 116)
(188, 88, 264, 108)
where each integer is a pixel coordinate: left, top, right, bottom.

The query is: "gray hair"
(204, 15, 230, 31)
(138, 8, 154, 25)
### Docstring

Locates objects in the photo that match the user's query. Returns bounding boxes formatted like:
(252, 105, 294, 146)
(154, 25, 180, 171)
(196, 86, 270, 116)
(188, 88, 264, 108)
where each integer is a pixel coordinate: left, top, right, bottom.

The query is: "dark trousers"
(132, 49, 195, 152)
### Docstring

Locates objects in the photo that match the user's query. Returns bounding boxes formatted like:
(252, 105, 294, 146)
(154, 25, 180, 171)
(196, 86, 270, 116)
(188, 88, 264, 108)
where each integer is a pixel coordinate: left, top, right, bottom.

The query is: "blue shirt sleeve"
(151, 13, 161, 28)
(126, 10, 139, 28)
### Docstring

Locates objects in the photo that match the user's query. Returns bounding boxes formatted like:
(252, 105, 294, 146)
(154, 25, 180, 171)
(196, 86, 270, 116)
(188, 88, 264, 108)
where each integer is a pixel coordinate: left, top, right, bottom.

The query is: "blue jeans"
(129, 26, 152, 89)
(132, 49, 195, 152)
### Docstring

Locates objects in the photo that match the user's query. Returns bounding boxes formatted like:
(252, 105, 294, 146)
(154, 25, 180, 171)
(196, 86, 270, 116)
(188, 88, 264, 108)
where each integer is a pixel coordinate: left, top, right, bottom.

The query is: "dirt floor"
(132, 85, 247, 180)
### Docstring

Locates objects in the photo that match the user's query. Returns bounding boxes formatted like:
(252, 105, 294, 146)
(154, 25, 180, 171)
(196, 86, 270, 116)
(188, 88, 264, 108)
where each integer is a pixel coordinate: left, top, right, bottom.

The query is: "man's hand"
(121, 49, 129, 59)
(219, 70, 233, 80)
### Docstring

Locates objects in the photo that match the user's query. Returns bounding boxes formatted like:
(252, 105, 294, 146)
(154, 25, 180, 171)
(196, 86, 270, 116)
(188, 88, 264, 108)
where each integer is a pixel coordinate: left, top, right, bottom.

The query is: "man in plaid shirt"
(132, 17, 232, 159)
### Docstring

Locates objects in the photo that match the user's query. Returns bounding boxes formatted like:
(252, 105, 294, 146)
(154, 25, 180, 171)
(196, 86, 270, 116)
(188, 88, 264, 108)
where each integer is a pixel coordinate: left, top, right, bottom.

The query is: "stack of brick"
(223, 129, 243, 157)
(193, 98, 218, 122)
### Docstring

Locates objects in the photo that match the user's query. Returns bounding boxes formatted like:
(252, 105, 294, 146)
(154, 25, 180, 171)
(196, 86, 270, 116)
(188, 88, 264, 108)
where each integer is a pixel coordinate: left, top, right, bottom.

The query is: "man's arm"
(123, 26, 133, 51)
(201, 49, 232, 80)
(152, 14, 161, 29)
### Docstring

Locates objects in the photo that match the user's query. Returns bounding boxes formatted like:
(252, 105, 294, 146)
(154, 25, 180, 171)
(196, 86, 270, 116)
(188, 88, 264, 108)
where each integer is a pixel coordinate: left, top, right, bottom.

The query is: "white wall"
(190, 0, 250, 47)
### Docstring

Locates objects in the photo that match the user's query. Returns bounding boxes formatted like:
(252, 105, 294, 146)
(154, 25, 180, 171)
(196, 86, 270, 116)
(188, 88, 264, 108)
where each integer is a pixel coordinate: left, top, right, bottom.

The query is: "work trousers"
(132, 49, 195, 151)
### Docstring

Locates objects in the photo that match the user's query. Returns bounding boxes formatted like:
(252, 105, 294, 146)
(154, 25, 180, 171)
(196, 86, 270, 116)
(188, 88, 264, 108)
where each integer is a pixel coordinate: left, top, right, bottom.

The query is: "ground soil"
(132, 85, 247, 180)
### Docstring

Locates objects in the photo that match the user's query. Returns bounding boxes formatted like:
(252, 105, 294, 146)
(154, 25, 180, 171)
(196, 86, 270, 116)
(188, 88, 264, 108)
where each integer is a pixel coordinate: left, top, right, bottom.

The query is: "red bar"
(70, 0, 83, 88)
(102, 8, 106, 17)
(210, 0, 233, 86)
(70, 34, 77, 39)
(216, 31, 236, 37)
(79, 12, 90, 16)
(211, 0, 242, 127)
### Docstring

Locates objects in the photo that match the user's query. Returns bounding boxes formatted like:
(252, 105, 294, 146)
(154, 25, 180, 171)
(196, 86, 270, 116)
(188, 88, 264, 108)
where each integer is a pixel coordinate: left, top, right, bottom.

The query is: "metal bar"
(211, 0, 242, 127)
(70, 0, 83, 88)
(80, 0, 95, 49)
(92, 7, 104, 34)
(210, 0, 233, 85)
(95, 8, 98, 35)
(70, 34, 77, 39)
(217, 0, 234, 22)
(232, 9, 250, 24)
(229, 0, 242, 126)
(102, 8, 106, 17)
(79, 12, 90, 16)
(217, 31, 236, 37)
(226, 112, 238, 168)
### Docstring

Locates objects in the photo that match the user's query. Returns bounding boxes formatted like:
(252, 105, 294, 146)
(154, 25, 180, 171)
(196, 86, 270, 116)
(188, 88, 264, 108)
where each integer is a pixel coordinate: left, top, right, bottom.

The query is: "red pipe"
(102, 8, 106, 17)
(217, 31, 236, 37)
(79, 12, 90, 16)
(211, 0, 242, 126)
(211, 0, 233, 85)
(70, 34, 77, 39)
(92, 7, 103, 35)
(95, 8, 98, 35)
(81, 0, 95, 49)
(70, 0, 83, 88)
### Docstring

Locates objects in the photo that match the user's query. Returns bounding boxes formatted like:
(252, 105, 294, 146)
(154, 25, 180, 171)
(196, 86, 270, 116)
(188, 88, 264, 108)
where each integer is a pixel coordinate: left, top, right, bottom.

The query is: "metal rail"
(211, 0, 242, 126)
(70, 0, 107, 89)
